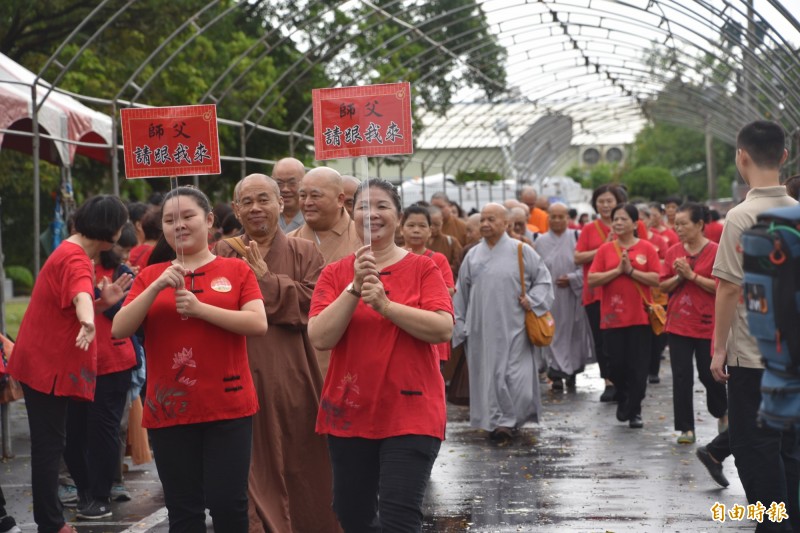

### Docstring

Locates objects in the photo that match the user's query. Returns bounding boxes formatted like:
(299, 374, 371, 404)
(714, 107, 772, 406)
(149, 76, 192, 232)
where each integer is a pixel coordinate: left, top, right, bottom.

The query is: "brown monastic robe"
(287, 210, 361, 265)
(441, 215, 468, 246)
(214, 231, 340, 533)
(428, 233, 463, 281)
(288, 211, 361, 374)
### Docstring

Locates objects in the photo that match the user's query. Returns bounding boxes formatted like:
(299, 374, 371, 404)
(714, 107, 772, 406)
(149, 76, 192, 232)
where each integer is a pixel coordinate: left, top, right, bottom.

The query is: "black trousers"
(21, 383, 69, 533)
(603, 325, 652, 418)
(64, 368, 131, 501)
(149, 416, 252, 533)
(328, 434, 441, 533)
(649, 331, 668, 377)
(668, 334, 727, 431)
(584, 302, 609, 380)
(728, 366, 800, 533)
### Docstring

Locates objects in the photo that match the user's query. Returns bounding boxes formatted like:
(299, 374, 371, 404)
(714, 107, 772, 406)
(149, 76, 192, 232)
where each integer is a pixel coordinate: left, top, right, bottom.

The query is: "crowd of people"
(2, 120, 800, 533)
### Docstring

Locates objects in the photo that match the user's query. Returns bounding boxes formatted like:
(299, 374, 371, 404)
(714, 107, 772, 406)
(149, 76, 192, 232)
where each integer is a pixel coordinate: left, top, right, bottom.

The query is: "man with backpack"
(708, 121, 799, 532)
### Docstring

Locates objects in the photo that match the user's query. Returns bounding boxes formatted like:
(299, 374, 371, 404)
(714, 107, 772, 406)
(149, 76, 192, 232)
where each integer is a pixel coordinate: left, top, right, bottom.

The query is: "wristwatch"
(345, 282, 361, 297)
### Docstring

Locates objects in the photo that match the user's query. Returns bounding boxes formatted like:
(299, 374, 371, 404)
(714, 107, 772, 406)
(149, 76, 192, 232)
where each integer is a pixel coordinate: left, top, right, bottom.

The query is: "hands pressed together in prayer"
(243, 241, 269, 280)
(617, 249, 633, 276)
(673, 257, 694, 280)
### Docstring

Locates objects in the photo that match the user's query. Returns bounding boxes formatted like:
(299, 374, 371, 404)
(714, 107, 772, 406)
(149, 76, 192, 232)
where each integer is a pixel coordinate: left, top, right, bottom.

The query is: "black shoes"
(0, 514, 21, 533)
(551, 378, 564, 391)
(565, 375, 576, 391)
(599, 385, 617, 402)
(76, 499, 112, 520)
(616, 401, 629, 422)
(648, 374, 660, 384)
(696, 446, 729, 487)
(629, 414, 643, 428)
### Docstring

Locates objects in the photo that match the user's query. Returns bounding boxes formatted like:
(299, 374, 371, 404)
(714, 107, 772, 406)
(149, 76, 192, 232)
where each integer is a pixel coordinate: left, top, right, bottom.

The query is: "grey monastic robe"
(534, 229, 594, 376)
(453, 233, 554, 431)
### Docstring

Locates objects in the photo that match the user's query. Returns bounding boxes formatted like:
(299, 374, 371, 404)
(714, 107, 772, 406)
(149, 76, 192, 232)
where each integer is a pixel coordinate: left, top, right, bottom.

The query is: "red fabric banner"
(120, 104, 221, 179)
(312, 82, 413, 160)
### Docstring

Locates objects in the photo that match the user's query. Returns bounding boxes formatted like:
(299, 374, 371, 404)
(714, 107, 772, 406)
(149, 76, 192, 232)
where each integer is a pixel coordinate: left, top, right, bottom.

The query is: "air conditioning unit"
(580, 146, 602, 166)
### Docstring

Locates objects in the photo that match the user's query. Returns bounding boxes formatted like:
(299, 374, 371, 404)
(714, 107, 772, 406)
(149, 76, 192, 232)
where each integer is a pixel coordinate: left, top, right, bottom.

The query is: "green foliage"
(5, 265, 34, 291)
(583, 163, 624, 190)
(630, 122, 735, 201)
(455, 169, 504, 183)
(622, 166, 679, 201)
(4, 301, 28, 339)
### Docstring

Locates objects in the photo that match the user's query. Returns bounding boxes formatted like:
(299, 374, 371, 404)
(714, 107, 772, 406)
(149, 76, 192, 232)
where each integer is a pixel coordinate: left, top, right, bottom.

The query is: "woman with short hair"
(9, 194, 129, 533)
(588, 204, 661, 429)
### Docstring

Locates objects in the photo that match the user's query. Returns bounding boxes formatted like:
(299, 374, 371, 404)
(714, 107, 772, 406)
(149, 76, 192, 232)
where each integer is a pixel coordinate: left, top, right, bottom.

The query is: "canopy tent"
(0, 52, 114, 276)
(0, 52, 113, 165)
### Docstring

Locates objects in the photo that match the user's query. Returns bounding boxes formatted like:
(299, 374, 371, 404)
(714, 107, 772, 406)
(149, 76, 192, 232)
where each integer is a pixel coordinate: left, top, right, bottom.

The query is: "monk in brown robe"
(431, 191, 467, 245)
(427, 205, 463, 280)
(214, 174, 340, 533)
(288, 167, 361, 265)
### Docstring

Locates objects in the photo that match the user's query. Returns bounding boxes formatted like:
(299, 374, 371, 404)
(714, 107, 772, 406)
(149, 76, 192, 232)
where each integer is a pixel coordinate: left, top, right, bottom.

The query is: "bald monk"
(289, 167, 361, 265)
(453, 203, 554, 441)
(341, 175, 360, 219)
(289, 167, 361, 374)
(520, 186, 549, 233)
(214, 174, 340, 533)
(273, 157, 306, 233)
(427, 205, 463, 280)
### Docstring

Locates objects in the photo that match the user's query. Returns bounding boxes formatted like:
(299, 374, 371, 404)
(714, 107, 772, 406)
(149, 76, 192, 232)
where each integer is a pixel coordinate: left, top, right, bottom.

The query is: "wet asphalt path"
(2, 355, 752, 532)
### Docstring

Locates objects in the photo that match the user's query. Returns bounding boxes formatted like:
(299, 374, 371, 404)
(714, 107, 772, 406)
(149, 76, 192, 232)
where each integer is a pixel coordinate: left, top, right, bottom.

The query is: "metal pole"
(32, 85, 41, 276)
(240, 126, 247, 179)
(0, 195, 10, 459)
(111, 101, 120, 196)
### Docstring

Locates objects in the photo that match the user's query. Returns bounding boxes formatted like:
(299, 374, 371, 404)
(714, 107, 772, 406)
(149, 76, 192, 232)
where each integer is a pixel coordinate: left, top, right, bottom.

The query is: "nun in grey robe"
(534, 229, 594, 379)
(453, 233, 554, 431)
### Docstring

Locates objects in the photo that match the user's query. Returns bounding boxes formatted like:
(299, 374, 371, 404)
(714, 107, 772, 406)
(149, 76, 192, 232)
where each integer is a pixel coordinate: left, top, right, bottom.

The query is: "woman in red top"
(113, 187, 267, 533)
(402, 204, 455, 363)
(64, 222, 138, 520)
(660, 203, 726, 445)
(588, 204, 660, 429)
(9, 195, 129, 533)
(575, 184, 626, 402)
(309, 179, 453, 533)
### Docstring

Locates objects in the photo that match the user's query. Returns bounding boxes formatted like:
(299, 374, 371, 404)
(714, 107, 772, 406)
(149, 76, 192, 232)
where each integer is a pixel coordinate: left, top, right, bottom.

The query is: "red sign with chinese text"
(120, 105, 221, 179)
(312, 82, 413, 160)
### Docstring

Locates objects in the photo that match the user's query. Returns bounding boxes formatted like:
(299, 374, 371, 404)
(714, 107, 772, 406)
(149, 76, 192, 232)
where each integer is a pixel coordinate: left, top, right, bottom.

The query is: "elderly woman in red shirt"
(660, 202, 725, 445)
(309, 178, 453, 533)
(588, 204, 661, 429)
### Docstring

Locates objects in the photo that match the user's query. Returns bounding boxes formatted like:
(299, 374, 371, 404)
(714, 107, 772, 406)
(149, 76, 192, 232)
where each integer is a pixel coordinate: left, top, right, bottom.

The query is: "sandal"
(677, 431, 696, 444)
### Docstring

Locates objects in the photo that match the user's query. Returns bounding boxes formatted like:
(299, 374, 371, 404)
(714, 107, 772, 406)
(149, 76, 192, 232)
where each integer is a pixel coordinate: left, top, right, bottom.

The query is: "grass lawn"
(4, 300, 28, 340)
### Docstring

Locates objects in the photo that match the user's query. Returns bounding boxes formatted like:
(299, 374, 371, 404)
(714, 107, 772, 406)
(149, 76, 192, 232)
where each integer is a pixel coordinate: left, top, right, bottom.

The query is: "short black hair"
(73, 195, 129, 243)
(127, 201, 149, 224)
(354, 178, 402, 215)
(568, 208, 578, 219)
(611, 203, 639, 223)
(221, 212, 242, 235)
(648, 201, 665, 214)
(737, 120, 786, 169)
(403, 205, 431, 225)
(99, 222, 138, 269)
(783, 174, 800, 200)
(663, 195, 682, 207)
(590, 183, 625, 212)
(677, 202, 708, 226)
(140, 206, 163, 241)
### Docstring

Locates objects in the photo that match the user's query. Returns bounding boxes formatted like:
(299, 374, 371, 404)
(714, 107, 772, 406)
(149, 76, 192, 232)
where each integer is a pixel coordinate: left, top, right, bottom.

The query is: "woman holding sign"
(308, 179, 453, 532)
(113, 186, 267, 533)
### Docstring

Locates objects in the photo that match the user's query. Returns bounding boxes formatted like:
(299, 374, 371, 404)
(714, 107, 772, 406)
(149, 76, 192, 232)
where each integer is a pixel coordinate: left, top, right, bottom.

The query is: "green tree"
(622, 166, 679, 201)
(630, 122, 736, 200)
(455, 169, 504, 184)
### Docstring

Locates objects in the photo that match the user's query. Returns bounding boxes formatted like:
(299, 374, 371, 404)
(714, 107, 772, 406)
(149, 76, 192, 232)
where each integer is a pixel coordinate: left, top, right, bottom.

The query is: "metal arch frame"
(20, 0, 800, 178)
